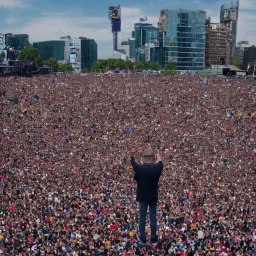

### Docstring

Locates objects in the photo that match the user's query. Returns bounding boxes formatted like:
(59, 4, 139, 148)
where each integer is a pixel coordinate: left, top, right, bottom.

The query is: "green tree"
(135, 61, 143, 71)
(36, 56, 44, 66)
(91, 61, 101, 71)
(149, 62, 161, 71)
(135, 60, 148, 71)
(91, 59, 108, 71)
(164, 61, 177, 71)
(124, 60, 134, 71)
(81, 68, 89, 73)
(47, 57, 59, 72)
(59, 64, 74, 72)
(140, 60, 149, 70)
(18, 46, 41, 62)
(233, 60, 242, 70)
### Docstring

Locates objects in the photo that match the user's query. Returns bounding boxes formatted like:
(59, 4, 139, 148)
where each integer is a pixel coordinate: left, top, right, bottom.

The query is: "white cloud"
(6, 17, 19, 25)
(0, 0, 26, 8)
(237, 11, 256, 45)
(2, 7, 159, 59)
(239, 0, 256, 10)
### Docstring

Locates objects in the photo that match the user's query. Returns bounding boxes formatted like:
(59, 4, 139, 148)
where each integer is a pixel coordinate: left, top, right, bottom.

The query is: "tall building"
(242, 45, 256, 75)
(205, 18, 232, 67)
(80, 38, 97, 69)
(33, 40, 65, 61)
(220, 1, 239, 63)
(113, 50, 127, 60)
(159, 9, 206, 71)
(134, 23, 159, 62)
(0, 33, 5, 50)
(234, 41, 249, 62)
(5, 33, 29, 50)
(119, 40, 130, 59)
(60, 36, 72, 63)
(129, 38, 136, 61)
(65, 37, 97, 70)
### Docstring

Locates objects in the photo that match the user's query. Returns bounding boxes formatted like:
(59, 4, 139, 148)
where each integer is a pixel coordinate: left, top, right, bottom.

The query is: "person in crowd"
(130, 146, 163, 246)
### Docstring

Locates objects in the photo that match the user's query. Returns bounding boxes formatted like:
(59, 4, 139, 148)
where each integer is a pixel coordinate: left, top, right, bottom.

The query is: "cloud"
(237, 11, 256, 45)
(118, 7, 159, 42)
(239, 0, 256, 10)
(2, 6, 159, 59)
(0, 0, 26, 8)
(6, 17, 19, 25)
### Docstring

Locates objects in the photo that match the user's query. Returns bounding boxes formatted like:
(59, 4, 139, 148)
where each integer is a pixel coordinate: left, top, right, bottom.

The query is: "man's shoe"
(137, 235, 147, 245)
(150, 237, 158, 246)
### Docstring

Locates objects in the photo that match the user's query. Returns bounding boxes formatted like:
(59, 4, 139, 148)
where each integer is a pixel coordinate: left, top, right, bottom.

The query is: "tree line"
(18, 46, 74, 72)
(15, 46, 177, 73)
(91, 59, 177, 72)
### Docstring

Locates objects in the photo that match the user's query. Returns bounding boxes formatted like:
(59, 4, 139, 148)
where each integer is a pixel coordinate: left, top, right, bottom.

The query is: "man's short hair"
(142, 148, 154, 157)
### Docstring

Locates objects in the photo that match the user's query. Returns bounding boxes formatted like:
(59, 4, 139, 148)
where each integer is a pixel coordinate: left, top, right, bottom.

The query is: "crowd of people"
(0, 74, 255, 256)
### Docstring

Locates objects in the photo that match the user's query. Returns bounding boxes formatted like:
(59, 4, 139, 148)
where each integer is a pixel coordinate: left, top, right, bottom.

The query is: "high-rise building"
(113, 50, 127, 60)
(5, 33, 29, 50)
(220, 1, 239, 63)
(119, 40, 130, 59)
(234, 41, 249, 62)
(134, 23, 159, 62)
(33, 40, 65, 61)
(129, 38, 136, 61)
(205, 18, 232, 67)
(60, 36, 72, 63)
(65, 37, 97, 70)
(80, 38, 97, 69)
(242, 45, 256, 75)
(159, 9, 206, 71)
(0, 33, 5, 50)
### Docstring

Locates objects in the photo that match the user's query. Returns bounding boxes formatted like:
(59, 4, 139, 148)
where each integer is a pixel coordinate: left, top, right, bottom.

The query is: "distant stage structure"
(108, 5, 121, 54)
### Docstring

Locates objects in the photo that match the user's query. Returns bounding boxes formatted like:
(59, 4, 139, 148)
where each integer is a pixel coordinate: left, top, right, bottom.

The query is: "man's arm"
(155, 152, 162, 163)
(129, 148, 138, 167)
(129, 148, 139, 180)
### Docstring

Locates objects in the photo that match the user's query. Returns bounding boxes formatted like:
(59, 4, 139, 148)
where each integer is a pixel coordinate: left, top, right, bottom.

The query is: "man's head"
(142, 147, 154, 157)
(142, 147, 155, 162)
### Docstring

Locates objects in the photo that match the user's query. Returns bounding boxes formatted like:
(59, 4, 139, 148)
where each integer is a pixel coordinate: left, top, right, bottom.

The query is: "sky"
(0, 0, 256, 59)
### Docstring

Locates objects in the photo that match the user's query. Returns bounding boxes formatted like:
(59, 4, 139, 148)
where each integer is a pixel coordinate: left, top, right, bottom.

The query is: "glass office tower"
(220, 1, 239, 63)
(80, 38, 97, 69)
(159, 9, 206, 71)
(134, 23, 159, 62)
(5, 34, 29, 50)
(33, 41, 65, 61)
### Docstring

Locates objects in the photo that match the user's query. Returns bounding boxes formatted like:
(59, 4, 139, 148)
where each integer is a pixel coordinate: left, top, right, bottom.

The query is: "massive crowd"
(0, 74, 255, 256)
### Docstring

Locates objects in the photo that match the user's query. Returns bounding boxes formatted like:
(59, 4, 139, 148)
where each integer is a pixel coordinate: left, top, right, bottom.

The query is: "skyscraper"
(33, 40, 65, 61)
(205, 18, 232, 66)
(5, 33, 29, 50)
(80, 38, 97, 69)
(119, 40, 130, 59)
(220, 1, 239, 63)
(134, 23, 159, 61)
(129, 38, 136, 61)
(234, 41, 249, 62)
(159, 9, 206, 71)
(242, 45, 256, 74)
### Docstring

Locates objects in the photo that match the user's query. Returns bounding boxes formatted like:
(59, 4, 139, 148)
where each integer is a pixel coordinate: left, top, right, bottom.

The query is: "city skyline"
(0, 0, 255, 59)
